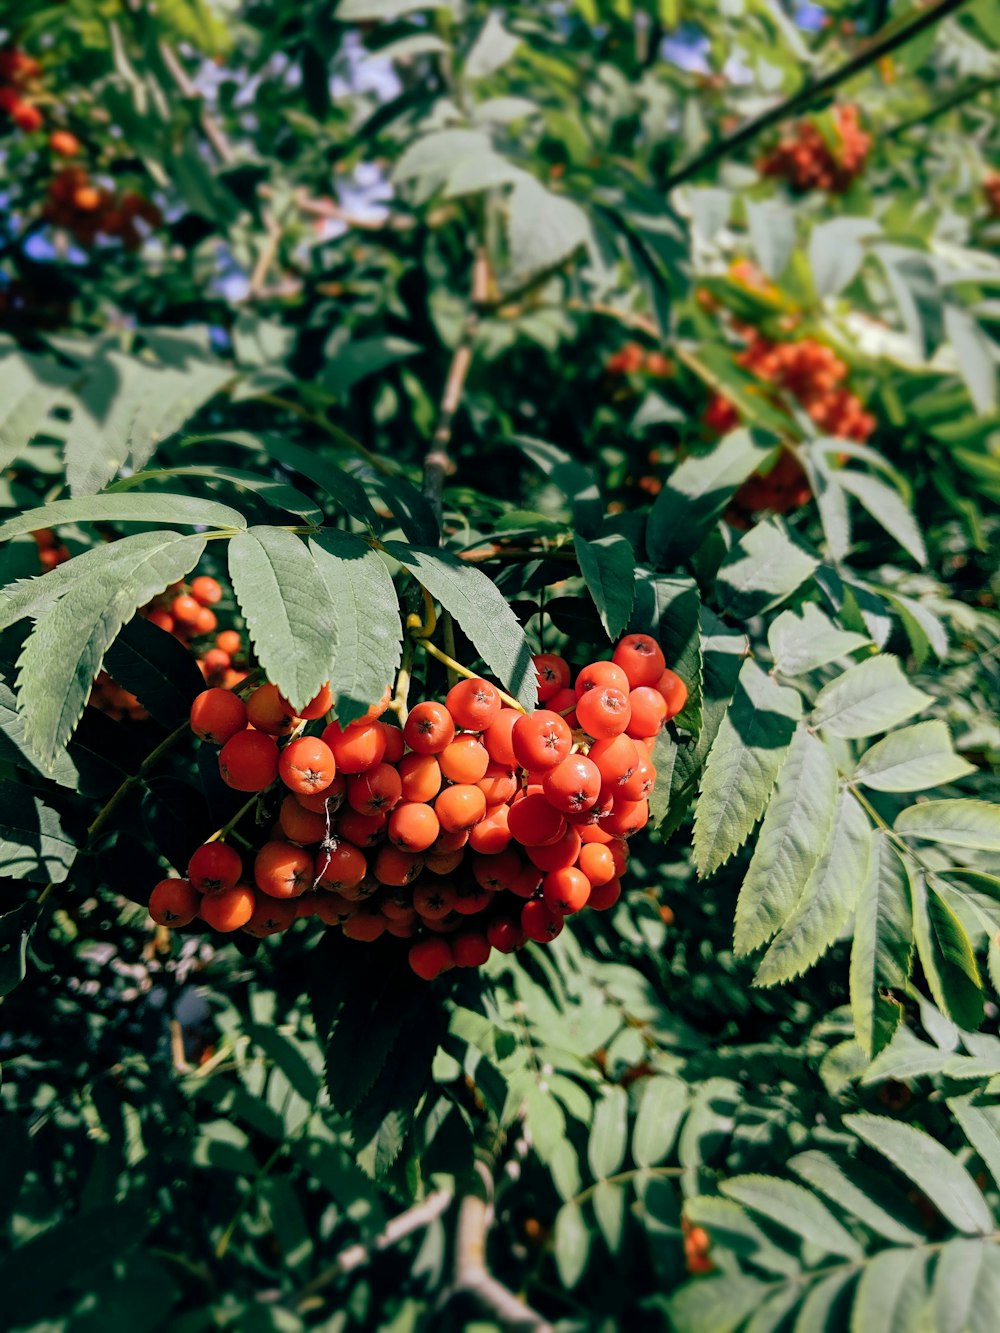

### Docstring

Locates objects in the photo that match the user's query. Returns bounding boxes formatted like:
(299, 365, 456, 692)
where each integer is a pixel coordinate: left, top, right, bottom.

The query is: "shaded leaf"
(574, 534, 635, 640)
(850, 834, 913, 1059)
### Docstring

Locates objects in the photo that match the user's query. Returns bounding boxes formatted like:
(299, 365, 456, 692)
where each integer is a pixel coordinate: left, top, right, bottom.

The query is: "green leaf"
(837, 471, 927, 566)
(17, 532, 206, 769)
(631, 572, 702, 737)
(337, 0, 445, 17)
(734, 727, 838, 958)
(592, 1180, 626, 1253)
(746, 199, 796, 280)
(574, 534, 636, 640)
(646, 428, 776, 568)
(322, 336, 421, 396)
(667, 1276, 774, 1333)
(506, 175, 591, 276)
(844, 1113, 993, 1235)
(692, 659, 802, 878)
(789, 1150, 924, 1245)
(808, 217, 880, 297)
(768, 603, 872, 676)
(381, 542, 537, 709)
(854, 721, 975, 793)
(850, 1248, 928, 1333)
(715, 520, 818, 619)
(911, 873, 983, 1029)
(755, 789, 871, 986)
(588, 1087, 628, 1179)
(720, 1175, 862, 1259)
(109, 464, 322, 524)
(553, 1201, 590, 1288)
(850, 834, 913, 1059)
(683, 1197, 799, 1278)
(885, 591, 949, 667)
(510, 436, 602, 538)
(62, 351, 232, 495)
(794, 1271, 857, 1331)
(237, 435, 382, 529)
(632, 1076, 687, 1168)
(0, 351, 73, 470)
(392, 129, 490, 196)
(308, 532, 403, 726)
(228, 527, 339, 713)
(104, 613, 207, 726)
(895, 799, 1000, 852)
(464, 10, 520, 78)
(0, 492, 246, 541)
(945, 305, 997, 416)
(0, 682, 80, 790)
(933, 1239, 1000, 1333)
(0, 904, 38, 998)
(367, 475, 440, 546)
(948, 1094, 1000, 1194)
(811, 654, 932, 739)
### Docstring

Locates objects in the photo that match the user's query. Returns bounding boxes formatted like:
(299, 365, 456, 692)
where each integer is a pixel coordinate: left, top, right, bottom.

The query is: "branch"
(660, 0, 973, 191)
(157, 43, 236, 167)
(886, 73, 1000, 139)
(296, 1189, 453, 1304)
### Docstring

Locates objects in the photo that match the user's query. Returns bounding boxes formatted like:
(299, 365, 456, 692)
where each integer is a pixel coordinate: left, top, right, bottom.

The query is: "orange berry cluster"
(150, 635, 688, 981)
(682, 1218, 714, 1276)
(0, 49, 43, 134)
(32, 526, 70, 571)
(758, 104, 871, 194)
(42, 168, 161, 250)
(606, 342, 672, 377)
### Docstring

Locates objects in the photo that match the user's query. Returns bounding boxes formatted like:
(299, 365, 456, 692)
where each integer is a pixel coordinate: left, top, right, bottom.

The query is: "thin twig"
(886, 73, 1000, 139)
(660, 0, 973, 191)
(157, 43, 236, 166)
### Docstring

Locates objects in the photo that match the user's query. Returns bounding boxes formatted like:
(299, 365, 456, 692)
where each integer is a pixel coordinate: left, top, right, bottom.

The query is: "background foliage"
(1, 0, 999, 1329)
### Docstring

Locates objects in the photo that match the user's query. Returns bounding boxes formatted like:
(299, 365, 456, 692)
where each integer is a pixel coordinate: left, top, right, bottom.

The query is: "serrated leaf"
(0, 351, 73, 470)
(0, 492, 246, 541)
(553, 1201, 590, 1288)
(103, 613, 207, 726)
(716, 519, 818, 619)
(0, 782, 76, 884)
(734, 727, 838, 957)
(844, 1113, 993, 1235)
(0, 905, 35, 998)
(0, 682, 80, 789)
(228, 527, 338, 713)
(692, 659, 801, 878)
(945, 305, 997, 416)
(684, 1196, 800, 1277)
(811, 654, 932, 739)
(507, 175, 591, 277)
(588, 1087, 628, 1179)
(948, 1094, 1000, 1195)
(850, 1248, 928, 1333)
(933, 1239, 1000, 1333)
(895, 799, 1000, 852)
(232, 435, 382, 529)
(808, 217, 880, 297)
(755, 790, 871, 986)
(631, 572, 702, 737)
(510, 436, 602, 538)
(767, 603, 871, 676)
(746, 198, 796, 280)
(860, 1029, 951, 1085)
(720, 1175, 862, 1258)
(789, 1150, 923, 1245)
(667, 1275, 773, 1333)
(62, 351, 232, 496)
(838, 471, 927, 566)
(633, 1077, 686, 1168)
(574, 534, 635, 640)
(885, 591, 949, 666)
(322, 336, 421, 396)
(911, 873, 983, 1029)
(647, 428, 776, 568)
(850, 835, 913, 1059)
(365, 475, 439, 546)
(854, 721, 975, 793)
(381, 542, 537, 709)
(794, 1270, 856, 1332)
(17, 532, 206, 768)
(109, 464, 322, 524)
(464, 10, 520, 78)
(309, 532, 402, 725)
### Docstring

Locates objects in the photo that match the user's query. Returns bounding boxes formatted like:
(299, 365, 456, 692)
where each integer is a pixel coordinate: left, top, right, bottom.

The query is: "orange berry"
(589, 735, 641, 787)
(620, 754, 656, 802)
(478, 764, 517, 806)
(403, 701, 455, 754)
(612, 634, 665, 688)
(576, 685, 631, 739)
(435, 784, 487, 833)
(279, 795, 328, 845)
(526, 825, 581, 872)
(342, 910, 386, 942)
(322, 719, 386, 773)
(445, 677, 502, 731)
(508, 791, 566, 846)
(194, 606, 217, 635)
(432, 829, 470, 854)
(413, 880, 457, 919)
(199, 884, 256, 931)
(483, 708, 521, 766)
(543, 866, 591, 915)
(297, 775, 345, 813)
(468, 805, 512, 855)
(315, 842, 367, 892)
(409, 936, 454, 979)
(171, 594, 202, 626)
(439, 735, 490, 785)
(587, 876, 621, 911)
(542, 755, 602, 814)
(337, 808, 386, 847)
(578, 842, 615, 886)
(388, 801, 440, 852)
(247, 683, 296, 736)
(380, 721, 405, 763)
(398, 752, 442, 804)
(243, 896, 297, 937)
(190, 687, 247, 745)
(313, 892, 357, 925)
(512, 710, 572, 771)
(626, 686, 667, 739)
(279, 736, 337, 795)
(472, 849, 522, 893)
(190, 575, 222, 606)
(283, 682, 333, 720)
(187, 842, 242, 893)
(12, 101, 43, 132)
(216, 629, 241, 655)
(533, 653, 570, 702)
(656, 668, 688, 720)
(201, 648, 230, 676)
(254, 841, 314, 898)
(149, 877, 199, 926)
(575, 660, 629, 698)
(487, 916, 525, 953)
(425, 849, 464, 875)
(547, 686, 578, 727)
(453, 931, 491, 968)
(219, 729, 279, 790)
(521, 899, 564, 943)
(603, 799, 649, 838)
(347, 686, 392, 726)
(49, 130, 80, 157)
(347, 762, 403, 816)
(374, 845, 424, 886)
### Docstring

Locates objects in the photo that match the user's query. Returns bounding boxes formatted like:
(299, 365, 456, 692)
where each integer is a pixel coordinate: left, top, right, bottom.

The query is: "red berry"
(409, 936, 454, 979)
(279, 736, 337, 795)
(445, 677, 502, 731)
(612, 634, 666, 688)
(149, 878, 199, 926)
(219, 729, 279, 791)
(521, 899, 564, 943)
(533, 653, 571, 702)
(187, 842, 242, 893)
(512, 710, 572, 771)
(190, 688, 247, 745)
